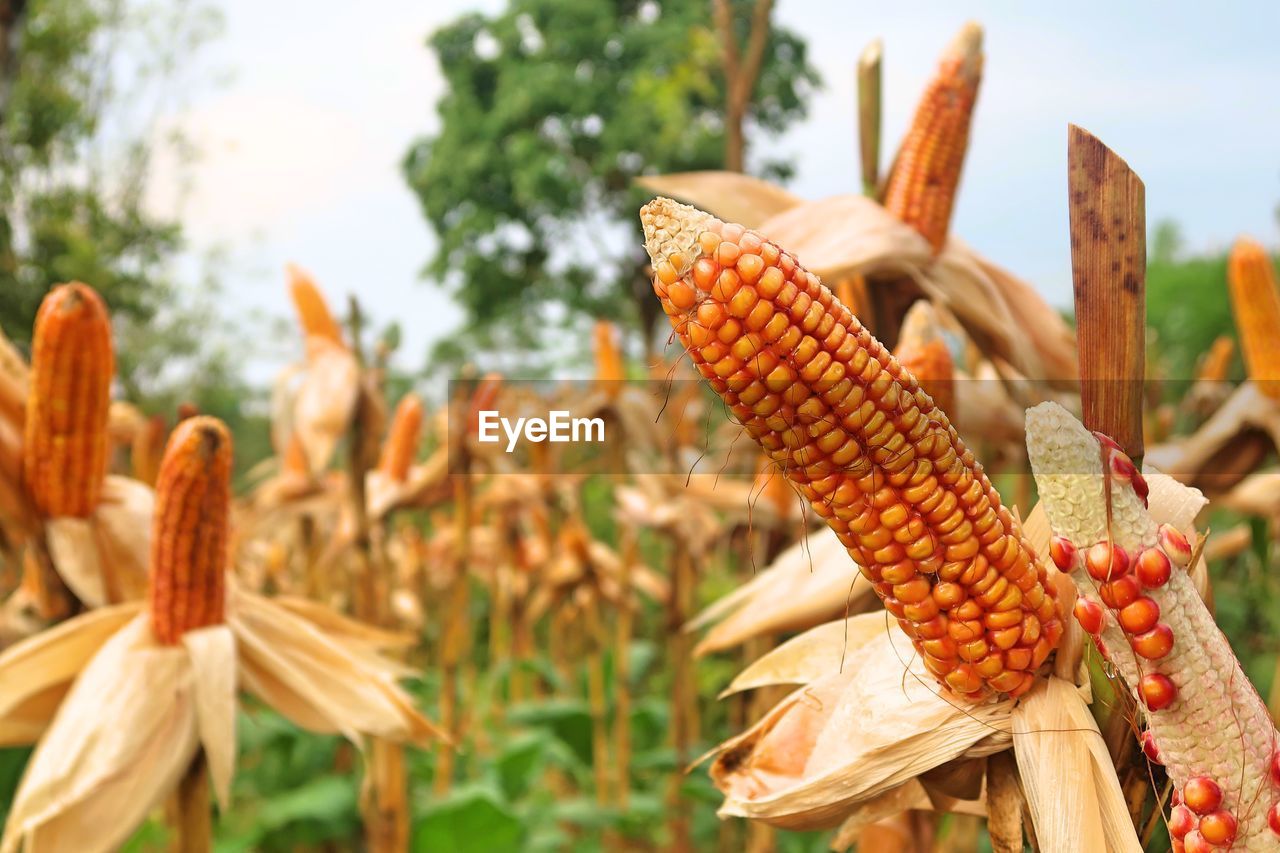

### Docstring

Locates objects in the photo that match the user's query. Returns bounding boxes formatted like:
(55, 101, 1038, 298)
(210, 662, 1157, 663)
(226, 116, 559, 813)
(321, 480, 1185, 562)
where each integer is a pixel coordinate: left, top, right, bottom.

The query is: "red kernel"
(1140, 731, 1161, 764)
(1073, 597, 1104, 634)
(1132, 623, 1175, 660)
(1118, 596, 1160, 634)
(1049, 535, 1076, 571)
(1181, 830, 1210, 853)
(1269, 802, 1280, 835)
(1169, 804, 1195, 839)
(1086, 541, 1129, 581)
(1099, 575, 1141, 609)
(1135, 548, 1172, 588)
(1198, 810, 1237, 846)
(1159, 523, 1193, 568)
(1139, 673, 1176, 710)
(1183, 777, 1222, 815)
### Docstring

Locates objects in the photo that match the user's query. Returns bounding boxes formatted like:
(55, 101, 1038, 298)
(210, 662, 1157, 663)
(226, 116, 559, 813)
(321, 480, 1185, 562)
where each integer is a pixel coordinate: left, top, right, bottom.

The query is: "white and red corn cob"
(641, 197, 1062, 701)
(1027, 401, 1279, 851)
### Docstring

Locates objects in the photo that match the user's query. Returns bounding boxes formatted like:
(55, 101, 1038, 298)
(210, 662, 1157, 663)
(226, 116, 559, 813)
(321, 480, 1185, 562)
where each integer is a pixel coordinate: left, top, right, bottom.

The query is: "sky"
(149, 1, 1280, 381)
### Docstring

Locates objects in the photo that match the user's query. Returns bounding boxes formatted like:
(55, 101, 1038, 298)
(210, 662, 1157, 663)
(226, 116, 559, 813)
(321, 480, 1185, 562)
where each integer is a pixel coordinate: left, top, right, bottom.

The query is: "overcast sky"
(152, 1, 1280, 379)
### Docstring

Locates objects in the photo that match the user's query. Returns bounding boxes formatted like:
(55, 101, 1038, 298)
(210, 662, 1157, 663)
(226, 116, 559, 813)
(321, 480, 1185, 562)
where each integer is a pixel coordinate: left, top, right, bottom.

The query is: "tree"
(0, 0, 271, 470)
(403, 0, 818, 369)
(0, 0, 219, 342)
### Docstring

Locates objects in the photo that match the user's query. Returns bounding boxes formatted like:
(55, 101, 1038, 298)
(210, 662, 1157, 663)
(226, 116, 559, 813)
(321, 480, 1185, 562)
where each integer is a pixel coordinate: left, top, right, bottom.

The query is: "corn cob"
(882, 23, 983, 254)
(287, 264, 346, 346)
(1226, 237, 1280, 400)
(149, 416, 232, 644)
(892, 301, 955, 415)
(378, 393, 424, 482)
(1027, 402, 1280, 850)
(593, 321, 625, 383)
(1195, 336, 1234, 384)
(641, 197, 1061, 700)
(22, 283, 115, 518)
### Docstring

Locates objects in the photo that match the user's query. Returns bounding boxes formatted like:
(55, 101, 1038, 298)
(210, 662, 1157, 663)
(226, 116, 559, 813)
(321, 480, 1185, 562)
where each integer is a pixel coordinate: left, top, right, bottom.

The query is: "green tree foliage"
(0, 0, 269, 463)
(1147, 252, 1237, 383)
(404, 0, 818, 367)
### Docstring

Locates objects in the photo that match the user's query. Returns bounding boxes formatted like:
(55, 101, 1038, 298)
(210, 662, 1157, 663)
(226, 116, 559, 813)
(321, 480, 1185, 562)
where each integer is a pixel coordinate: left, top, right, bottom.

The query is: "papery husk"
(367, 445, 448, 518)
(752, 197, 1074, 385)
(721, 612, 895, 697)
(292, 337, 360, 474)
(230, 585, 443, 745)
(1011, 677, 1141, 853)
(829, 782, 983, 851)
(613, 480, 724, 557)
(107, 401, 146, 447)
(634, 171, 803, 230)
(691, 526, 873, 657)
(1220, 470, 1280, 522)
(272, 595, 416, 651)
(710, 622, 1013, 830)
(0, 602, 142, 745)
(0, 616, 202, 853)
(44, 475, 152, 607)
(1146, 381, 1280, 492)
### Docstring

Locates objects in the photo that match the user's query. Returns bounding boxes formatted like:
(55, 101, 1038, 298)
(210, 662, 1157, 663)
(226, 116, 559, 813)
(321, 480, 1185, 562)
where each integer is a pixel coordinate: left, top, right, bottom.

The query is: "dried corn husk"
(0, 580, 442, 853)
(634, 171, 803, 230)
(1012, 678, 1141, 853)
(688, 526, 874, 656)
(44, 476, 152, 606)
(708, 612, 1014, 830)
(1146, 381, 1280, 492)
(293, 338, 360, 474)
(634, 172, 1076, 386)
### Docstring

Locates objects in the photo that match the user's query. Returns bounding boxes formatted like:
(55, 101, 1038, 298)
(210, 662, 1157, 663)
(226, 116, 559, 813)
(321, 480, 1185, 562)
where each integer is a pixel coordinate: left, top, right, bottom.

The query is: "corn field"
(0, 5, 1278, 853)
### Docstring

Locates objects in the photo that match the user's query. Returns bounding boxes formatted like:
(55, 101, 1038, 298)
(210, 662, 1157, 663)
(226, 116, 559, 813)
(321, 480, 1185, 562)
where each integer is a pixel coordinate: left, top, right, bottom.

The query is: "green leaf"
(412, 787, 525, 853)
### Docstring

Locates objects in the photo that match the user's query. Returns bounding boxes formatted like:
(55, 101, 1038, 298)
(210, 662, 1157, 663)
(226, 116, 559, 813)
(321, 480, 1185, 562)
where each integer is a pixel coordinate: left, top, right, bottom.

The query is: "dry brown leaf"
(635, 171, 803, 230)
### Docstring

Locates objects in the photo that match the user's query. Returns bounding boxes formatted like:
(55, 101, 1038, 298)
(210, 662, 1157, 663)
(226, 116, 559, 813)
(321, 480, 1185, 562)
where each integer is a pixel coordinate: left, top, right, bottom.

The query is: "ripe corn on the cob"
(1196, 336, 1234, 384)
(22, 283, 115, 518)
(892, 302, 955, 415)
(1226, 237, 1280, 400)
(378, 393, 424, 482)
(288, 264, 346, 346)
(882, 23, 983, 254)
(1027, 401, 1280, 850)
(641, 197, 1061, 700)
(149, 416, 232, 644)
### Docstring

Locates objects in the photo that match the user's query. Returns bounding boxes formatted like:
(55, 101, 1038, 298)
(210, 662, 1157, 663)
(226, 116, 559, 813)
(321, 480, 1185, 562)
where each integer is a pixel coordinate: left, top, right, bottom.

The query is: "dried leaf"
(0, 616, 200, 853)
(0, 603, 141, 745)
(182, 625, 237, 808)
(231, 586, 443, 746)
(692, 526, 873, 655)
(1011, 677, 1141, 852)
(635, 171, 802, 229)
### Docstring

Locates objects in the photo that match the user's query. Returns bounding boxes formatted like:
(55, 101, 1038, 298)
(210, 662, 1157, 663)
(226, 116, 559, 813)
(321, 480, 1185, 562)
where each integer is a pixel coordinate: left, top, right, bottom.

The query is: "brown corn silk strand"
(150, 416, 233, 644)
(1226, 236, 1280, 400)
(378, 393, 424, 482)
(882, 22, 983, 255)
(23, 283, 115, 518)
(641, 198, 1061, 700)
